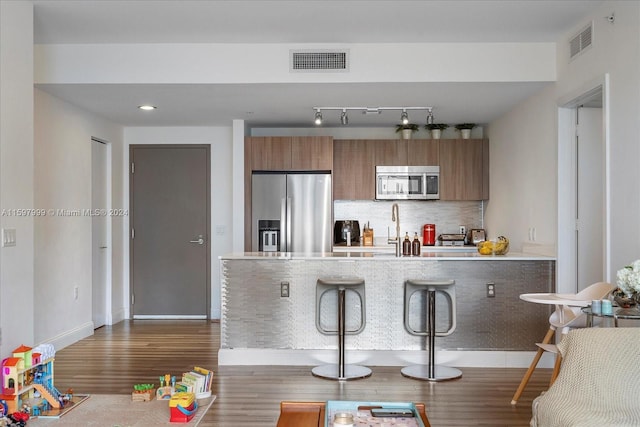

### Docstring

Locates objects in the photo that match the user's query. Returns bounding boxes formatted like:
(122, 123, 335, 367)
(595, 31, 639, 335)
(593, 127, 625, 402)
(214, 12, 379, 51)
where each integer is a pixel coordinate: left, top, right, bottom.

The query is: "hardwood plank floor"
(53, 321, 550, 426)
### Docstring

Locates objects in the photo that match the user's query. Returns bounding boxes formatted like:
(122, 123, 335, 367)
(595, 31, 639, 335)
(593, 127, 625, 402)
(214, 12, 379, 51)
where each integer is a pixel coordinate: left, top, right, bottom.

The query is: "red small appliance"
(423, 224, 436, 246)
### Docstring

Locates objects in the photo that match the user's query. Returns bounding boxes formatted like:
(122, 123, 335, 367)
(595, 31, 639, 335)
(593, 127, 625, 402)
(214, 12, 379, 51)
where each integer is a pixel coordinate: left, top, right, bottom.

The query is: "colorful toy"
(169, 392, 197, 423)
(0, 343, 66, 415)
(132, 384, 156, 402)
(156, 374, 175, 400)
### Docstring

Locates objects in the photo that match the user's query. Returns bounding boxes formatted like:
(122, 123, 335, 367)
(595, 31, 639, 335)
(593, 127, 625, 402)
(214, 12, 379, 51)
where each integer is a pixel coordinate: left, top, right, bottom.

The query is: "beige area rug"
(29, 394, 216, 427)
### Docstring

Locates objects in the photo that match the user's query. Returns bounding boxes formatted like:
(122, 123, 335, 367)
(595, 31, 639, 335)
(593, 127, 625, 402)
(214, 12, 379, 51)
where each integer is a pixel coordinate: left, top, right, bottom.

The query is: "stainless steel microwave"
(375, 165, 439, 200)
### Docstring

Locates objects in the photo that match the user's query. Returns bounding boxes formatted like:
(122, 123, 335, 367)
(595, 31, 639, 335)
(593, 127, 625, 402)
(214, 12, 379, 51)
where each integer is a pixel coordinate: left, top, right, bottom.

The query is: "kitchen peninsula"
(219, 251, 555, 368)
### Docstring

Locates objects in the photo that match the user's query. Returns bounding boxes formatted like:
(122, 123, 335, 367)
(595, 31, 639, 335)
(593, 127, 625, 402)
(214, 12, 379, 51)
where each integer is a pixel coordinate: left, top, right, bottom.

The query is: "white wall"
(486, 1, 640, 283)
(0, 0, 35, 356)
(556, 1, 640, 276)
(123, 127, 234, 319)
(34, 89, 124, 348)
(486, 84, 557, 253)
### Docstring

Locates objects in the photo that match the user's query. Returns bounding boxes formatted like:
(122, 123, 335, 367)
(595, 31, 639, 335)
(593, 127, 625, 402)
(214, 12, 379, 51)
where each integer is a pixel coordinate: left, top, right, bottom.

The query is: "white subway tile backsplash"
(334, 200, 484, 243)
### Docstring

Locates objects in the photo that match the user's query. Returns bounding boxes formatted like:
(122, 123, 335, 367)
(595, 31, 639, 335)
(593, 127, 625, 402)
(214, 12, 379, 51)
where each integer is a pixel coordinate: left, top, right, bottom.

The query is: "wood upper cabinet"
(439, 139, 489, 200)
(246, 136, 292, 170)
(332, 139, 439, 201)
(333, 139, 376, 200)
(290, 136, 333, 171)
(408, 139, 439, 166)
(246, 136, 333, 171)
(374, 139, 408, 166)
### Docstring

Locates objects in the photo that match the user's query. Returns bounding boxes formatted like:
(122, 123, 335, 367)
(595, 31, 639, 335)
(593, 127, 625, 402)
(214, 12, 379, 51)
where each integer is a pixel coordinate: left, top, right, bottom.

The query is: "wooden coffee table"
(277, 401, 431, 427)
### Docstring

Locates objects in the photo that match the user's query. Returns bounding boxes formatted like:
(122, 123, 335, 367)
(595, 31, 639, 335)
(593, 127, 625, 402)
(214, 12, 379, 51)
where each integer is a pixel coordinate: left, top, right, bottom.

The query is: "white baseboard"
(41, 321, 94, 351)
(108, 307, 127, 325)
(211, 305, 221, 320)
(218, 349, 555, 368)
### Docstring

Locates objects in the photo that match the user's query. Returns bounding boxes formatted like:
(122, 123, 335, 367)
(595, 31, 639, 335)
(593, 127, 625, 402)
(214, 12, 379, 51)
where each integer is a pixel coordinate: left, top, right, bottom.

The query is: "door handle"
(189, 235, 205, 245)
(99, 246, 108, 249)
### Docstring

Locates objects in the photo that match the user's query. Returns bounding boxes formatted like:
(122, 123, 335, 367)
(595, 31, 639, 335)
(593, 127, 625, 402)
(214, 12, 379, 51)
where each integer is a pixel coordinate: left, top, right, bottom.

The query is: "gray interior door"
(130, 145, 210, 318)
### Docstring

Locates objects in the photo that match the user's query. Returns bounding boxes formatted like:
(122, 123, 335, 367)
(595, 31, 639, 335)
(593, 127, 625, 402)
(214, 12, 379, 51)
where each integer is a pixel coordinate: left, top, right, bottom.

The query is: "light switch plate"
(2, 228, 16, 247)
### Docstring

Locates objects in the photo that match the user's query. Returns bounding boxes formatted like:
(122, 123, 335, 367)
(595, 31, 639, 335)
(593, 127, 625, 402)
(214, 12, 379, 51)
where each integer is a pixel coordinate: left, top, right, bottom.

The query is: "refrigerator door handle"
(286, 197, 292, 251)
(280, 197, 287, 252)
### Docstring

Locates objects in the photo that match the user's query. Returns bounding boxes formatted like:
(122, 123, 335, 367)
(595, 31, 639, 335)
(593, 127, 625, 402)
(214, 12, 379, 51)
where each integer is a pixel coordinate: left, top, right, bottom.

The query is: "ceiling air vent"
(569, 22, 593, 60)
(290, 50, 349, 72)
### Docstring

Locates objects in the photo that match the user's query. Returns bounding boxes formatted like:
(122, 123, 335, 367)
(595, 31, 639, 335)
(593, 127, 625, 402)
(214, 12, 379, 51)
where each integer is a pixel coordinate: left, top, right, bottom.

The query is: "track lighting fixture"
(401, 110, 409, 125)
(340, 109, 348, 125)
(312, 106, 434, 126)
(426, 108, 434, 125)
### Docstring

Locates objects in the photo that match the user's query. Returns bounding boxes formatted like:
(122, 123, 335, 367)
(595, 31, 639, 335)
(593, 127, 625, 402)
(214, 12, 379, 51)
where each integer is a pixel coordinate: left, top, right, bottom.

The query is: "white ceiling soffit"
(31, 0, 602, 128)
(35, 81, 550, 127)
(33, 0, 604, 44)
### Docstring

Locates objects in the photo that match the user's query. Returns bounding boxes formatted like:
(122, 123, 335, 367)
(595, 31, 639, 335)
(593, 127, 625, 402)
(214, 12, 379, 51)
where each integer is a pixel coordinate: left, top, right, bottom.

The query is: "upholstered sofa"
(531, 327, 640, 427)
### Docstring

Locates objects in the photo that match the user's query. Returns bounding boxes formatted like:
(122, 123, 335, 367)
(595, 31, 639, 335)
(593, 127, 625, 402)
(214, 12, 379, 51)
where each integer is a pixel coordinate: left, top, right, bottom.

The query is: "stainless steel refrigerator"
(251, 172, 332, 253)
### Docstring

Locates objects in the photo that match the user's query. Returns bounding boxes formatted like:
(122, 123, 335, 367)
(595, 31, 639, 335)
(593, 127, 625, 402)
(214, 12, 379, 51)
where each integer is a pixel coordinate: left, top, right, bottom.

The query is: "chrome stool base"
(401, 364, 462, 382)
(312, 364, 372, 381)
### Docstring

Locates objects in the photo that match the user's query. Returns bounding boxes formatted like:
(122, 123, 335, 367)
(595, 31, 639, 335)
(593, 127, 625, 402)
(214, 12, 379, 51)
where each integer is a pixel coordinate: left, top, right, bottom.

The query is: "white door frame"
(557, 74, 611, 294)
(91, 137, 113, 326)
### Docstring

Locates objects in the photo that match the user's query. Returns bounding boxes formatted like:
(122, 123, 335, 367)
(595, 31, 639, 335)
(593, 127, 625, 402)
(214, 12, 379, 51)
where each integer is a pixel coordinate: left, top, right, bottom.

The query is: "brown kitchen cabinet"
(246, 136, 333, 171)
(439, 138, 489, 200)
(371, 138, 438, 166)
(246, 136, 292, 171)
(333, 139, 376, 200)
(408, 139, 439, 166)
(374, 139, 408, 166)
(290, 136, 333, 170)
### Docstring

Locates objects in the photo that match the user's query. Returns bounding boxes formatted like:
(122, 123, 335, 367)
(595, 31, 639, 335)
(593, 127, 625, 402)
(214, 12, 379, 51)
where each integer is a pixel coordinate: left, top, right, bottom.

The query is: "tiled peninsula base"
(219, 254, 556, 368)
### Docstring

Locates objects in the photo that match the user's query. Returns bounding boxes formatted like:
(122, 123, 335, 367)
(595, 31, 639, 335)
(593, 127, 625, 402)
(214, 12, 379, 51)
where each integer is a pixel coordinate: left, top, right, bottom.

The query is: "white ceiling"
(32, 0, 605, 128)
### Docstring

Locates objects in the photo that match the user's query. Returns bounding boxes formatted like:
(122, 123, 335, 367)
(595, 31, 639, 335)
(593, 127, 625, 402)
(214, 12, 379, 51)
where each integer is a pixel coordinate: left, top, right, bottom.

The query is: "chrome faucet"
(387, 203, 401, 257)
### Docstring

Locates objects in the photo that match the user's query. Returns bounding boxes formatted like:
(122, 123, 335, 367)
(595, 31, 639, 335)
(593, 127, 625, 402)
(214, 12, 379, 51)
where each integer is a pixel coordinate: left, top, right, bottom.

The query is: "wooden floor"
(53, 320, 551, 426)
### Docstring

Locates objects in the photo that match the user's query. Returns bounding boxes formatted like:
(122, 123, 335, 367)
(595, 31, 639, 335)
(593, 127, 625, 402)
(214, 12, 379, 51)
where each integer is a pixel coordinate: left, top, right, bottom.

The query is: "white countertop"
(220, 251, 556, 261)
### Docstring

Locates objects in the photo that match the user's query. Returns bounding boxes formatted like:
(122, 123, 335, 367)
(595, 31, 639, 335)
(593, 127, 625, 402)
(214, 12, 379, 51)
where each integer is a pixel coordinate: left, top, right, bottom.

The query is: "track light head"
(401, 110, 409, 125)
(314, 109, 323, 125)
(340, 109, 348, 125)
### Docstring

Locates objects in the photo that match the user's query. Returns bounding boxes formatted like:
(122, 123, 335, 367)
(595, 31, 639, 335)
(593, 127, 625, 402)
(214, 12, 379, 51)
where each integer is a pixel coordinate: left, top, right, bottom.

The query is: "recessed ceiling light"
(138, 105, 157, 111)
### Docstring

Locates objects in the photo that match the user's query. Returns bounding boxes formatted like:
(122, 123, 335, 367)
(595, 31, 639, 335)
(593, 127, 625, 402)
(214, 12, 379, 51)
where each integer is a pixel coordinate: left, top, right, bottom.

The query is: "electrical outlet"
(2, 228, 16, 247)
(486, 283, 495, 298)
(459, 226, 466, 235)
(280, 282, 290, 298)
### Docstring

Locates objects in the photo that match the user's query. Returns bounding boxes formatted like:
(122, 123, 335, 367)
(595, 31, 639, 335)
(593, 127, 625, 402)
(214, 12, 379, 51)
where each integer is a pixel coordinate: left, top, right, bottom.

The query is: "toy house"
(0, 344, 60, 414)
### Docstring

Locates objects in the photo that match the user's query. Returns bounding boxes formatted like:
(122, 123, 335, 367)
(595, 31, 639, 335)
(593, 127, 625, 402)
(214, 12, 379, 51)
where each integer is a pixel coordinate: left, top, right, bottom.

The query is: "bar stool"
(402, 279, 461, 381)
(312, 277, 371, 381)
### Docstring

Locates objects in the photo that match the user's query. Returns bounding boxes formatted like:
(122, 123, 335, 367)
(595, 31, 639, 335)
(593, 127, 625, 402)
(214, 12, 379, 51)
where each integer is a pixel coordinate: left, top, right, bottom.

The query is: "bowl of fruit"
(477, 236, 509, 255)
